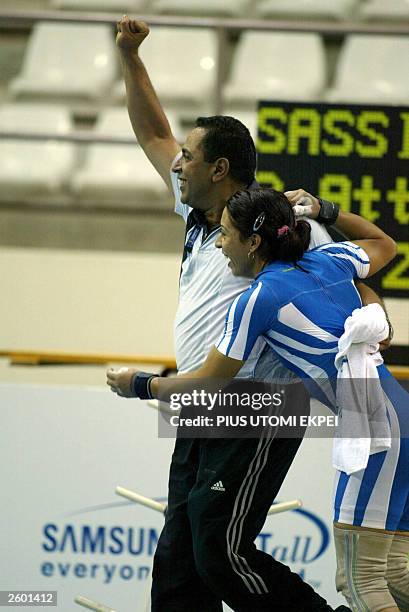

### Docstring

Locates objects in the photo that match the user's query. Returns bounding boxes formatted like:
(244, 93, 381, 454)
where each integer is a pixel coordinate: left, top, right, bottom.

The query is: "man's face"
(216, 208, 253, 278)
(173, 128, 216, 209)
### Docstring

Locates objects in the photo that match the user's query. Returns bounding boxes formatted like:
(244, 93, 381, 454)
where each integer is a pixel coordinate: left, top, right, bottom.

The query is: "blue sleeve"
(216, 281, 275, 361)
(315, 241, 370, 279)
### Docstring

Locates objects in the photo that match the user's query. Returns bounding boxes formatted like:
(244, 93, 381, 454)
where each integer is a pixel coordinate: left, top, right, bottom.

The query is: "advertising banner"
(1, 383, 344, 610)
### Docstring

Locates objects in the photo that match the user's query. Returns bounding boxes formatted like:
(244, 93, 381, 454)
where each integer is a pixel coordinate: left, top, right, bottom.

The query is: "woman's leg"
(386, 531, 409, 611)
(333, 378, 409, 611)
(333, 522, 399, 611)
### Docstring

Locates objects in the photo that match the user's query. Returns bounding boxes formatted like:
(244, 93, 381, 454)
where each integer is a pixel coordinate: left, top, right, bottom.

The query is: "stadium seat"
(256, 0, 359, 20)
(326, 35, 409, 104)
(0, 104, 75, 203)
(52, 0, 146, 9)
(152, 0, 253, 18)
(223, 32, 326, 108)
(70, 107, 170, 207)
(9, 23, 118, 104)
(359, 0, 409, 22)
(113, 27, 218, 117)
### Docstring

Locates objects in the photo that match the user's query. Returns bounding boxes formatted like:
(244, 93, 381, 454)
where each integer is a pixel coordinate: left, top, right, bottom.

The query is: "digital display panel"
(256, 101, 409, 298)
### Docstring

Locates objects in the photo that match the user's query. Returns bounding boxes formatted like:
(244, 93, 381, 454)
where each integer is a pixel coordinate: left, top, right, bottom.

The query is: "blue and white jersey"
(217, 240, 409, 532)
(217, 242, 370, 395)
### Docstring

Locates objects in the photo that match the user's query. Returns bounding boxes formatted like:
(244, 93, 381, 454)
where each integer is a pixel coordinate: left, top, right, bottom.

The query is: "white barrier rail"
(1, 9, 409, 36)
(0, 131, 139, 145)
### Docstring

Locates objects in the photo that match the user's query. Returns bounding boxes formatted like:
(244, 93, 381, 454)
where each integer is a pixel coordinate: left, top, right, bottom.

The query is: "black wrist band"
(316, 198, 340, 225)
(132, 371, 156, 399)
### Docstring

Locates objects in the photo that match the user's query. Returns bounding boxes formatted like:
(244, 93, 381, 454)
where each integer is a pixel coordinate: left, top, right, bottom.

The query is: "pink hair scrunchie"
(277, 225, 290, 237)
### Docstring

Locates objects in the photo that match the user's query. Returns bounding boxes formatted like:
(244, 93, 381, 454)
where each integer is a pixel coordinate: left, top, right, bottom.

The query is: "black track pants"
(151, 431, 331, 611)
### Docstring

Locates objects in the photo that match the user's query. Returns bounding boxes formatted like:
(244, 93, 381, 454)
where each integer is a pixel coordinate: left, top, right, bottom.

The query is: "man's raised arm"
(116, 17, 181, 190)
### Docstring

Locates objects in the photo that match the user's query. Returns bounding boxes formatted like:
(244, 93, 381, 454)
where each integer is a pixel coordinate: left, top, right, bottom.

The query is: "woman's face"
(216, 208, 255, 278)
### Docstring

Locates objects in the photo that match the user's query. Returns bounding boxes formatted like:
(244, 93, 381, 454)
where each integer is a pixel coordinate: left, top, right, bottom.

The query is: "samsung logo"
(42, 524, 159, 556)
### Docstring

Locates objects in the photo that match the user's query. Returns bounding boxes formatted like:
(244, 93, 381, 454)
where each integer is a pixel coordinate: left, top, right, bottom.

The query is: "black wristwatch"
(316, 198, 340, 225)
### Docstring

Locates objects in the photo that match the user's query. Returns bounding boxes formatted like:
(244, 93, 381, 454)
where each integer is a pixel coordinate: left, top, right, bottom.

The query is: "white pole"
(267, 499, 302, 515)
(115, 486, 166, 514)
(74, 595, 117, 612)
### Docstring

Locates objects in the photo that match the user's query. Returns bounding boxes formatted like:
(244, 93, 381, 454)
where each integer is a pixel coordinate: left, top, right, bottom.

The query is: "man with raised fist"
(113, 16, 350, 612)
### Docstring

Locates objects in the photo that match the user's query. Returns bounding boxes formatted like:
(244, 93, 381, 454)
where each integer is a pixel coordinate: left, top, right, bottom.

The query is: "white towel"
(333, 303, 391, 475)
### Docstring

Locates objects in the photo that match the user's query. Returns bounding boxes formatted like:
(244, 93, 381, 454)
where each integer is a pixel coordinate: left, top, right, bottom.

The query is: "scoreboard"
(256, 101, 409, 299)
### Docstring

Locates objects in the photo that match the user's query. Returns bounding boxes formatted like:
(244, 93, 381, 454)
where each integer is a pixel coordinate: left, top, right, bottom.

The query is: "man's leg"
(187, 432, 333, 611)
(151, 437, 223, 612)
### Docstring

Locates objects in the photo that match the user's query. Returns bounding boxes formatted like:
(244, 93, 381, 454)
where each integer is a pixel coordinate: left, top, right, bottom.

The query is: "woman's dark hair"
(226, 188, 311, 264)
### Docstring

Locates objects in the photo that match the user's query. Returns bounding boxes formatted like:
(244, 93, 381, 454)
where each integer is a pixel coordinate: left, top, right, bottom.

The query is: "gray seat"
(0, 103, 75, 204)
(224, 32, 326, 109)
(10, 23, 118, 105)
(256, 0, 359, 20)
(326, 35, 409, 104)
(359, 0, 409, 22)
(70, 108, 170, 207)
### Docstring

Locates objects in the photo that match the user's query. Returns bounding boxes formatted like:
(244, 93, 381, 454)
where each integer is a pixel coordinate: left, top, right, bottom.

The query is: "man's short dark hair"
(195, 115, 257, 186)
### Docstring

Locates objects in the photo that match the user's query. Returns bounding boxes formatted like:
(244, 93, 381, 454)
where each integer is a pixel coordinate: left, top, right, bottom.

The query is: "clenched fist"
(107, 366, 137, 398)
(116, 16, 150, 51)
